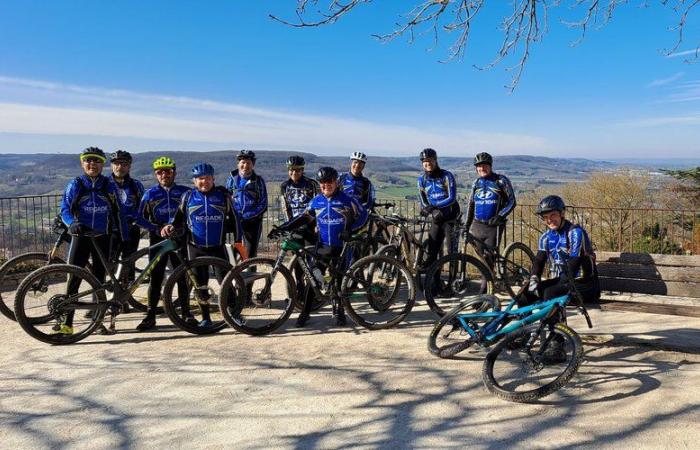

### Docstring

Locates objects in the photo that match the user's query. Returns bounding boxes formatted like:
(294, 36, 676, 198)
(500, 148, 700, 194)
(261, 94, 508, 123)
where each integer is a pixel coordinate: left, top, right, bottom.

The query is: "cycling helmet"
(286, 155, 305, 168)
(153, 156, 176, 170)
(419, 148, 437, 161)
(473, 152, 493, 166)
(79, 147, 106, 163)
(350, 151, 367, 162)
(317, 166, 339, 182)
(536, 195, 566, 215)
(237, 149, 256, 162)
(191, 162, 215, 178)
(110, 150, 132, 163)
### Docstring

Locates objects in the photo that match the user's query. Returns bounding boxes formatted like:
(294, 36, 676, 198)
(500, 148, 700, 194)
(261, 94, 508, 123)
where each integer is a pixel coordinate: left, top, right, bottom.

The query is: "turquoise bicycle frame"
(456, 294, 570, 345)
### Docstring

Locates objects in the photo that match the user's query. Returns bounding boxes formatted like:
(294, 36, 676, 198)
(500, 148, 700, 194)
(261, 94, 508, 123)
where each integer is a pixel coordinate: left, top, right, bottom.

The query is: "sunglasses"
(83, 157, 104, 164)
(156, 169, 174, 175)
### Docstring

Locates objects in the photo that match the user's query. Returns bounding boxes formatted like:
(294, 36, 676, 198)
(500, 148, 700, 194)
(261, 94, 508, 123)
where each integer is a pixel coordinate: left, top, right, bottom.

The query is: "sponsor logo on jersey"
(193, 214, 223, 222)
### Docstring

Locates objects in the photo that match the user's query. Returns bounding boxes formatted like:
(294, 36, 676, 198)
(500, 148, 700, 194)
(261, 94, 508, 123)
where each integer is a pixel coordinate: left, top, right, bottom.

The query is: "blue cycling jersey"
(137, 183, 189, 233)
(226, 170, 268, 221)
(465, 173, 516, 224)
(280, 176, 320, 220)
(339, 172, 375, 209)
(417, 169, 458, 210)
(60, 174, 126, 239)
(538, 220, 593, 278)
(281, 190, 368, 247)
(172, 186, 241, 248)
(110, 175, 144, 225)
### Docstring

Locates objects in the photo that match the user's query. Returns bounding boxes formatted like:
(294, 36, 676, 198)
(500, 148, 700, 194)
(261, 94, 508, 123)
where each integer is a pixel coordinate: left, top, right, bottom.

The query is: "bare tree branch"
(271, 0, 700, 89)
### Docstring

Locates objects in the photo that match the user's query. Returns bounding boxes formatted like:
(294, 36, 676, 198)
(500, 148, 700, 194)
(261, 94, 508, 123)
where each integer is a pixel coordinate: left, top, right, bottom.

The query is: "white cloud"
(0, 75, 550, 156)
(647, 72, 685, 88)
(666, 49, 700, 58)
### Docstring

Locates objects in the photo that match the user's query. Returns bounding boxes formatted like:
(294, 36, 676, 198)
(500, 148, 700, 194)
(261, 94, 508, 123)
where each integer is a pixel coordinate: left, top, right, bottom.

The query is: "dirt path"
(1, 305, 698, 449)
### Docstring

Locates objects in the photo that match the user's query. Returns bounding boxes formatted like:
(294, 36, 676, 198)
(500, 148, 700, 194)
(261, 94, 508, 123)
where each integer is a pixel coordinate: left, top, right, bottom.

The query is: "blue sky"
(0, 0, 699, 158)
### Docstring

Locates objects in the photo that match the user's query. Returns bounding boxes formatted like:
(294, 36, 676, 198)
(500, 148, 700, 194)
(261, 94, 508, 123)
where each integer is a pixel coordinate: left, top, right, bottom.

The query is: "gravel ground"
(1, 303, 698, 449)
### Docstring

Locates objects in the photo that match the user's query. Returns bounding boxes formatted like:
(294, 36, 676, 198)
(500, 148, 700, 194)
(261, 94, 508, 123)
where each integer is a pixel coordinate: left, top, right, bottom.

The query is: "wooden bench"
(596, 252, 700, 317)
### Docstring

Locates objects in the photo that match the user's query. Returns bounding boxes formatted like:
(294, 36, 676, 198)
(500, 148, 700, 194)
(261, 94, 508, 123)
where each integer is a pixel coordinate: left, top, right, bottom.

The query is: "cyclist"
(162, 162, 242, 327)
(268, 166, 368, 327)
(339, 151, 375, 209)
(417, 148, 460, 271)
(109, 150, 145, 290)
(135, 156, 190, 331)
(464, 152, 516, 270)
(523, 195, 600, 305)
(58, 147, 126, 335)
(226, 150, 267, 258)
(280, 155, 320, 222)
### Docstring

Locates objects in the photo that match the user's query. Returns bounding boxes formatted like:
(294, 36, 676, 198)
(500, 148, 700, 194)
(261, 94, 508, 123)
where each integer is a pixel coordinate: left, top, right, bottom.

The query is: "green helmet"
(153, 156, 176, 170)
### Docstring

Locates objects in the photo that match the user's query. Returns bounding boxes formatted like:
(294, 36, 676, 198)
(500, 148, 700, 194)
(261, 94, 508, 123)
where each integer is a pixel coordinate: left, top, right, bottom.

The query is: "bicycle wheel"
(501, 242, 535, 298)
(424, 253, 494, 317)
(162, 257, 232, 335)
(0, 252, 65, 321)
(428, 294, 501, 359)
(219, 257, 296, 336)
(14, 264, 107, 345)
(482, 322, 584, 403)
(286, 250, 324, 312)
(341, 254, 415, 330)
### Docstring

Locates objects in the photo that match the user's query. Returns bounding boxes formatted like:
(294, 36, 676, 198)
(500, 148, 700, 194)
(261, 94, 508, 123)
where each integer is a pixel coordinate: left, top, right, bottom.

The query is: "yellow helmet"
(152, 156, 176, 170)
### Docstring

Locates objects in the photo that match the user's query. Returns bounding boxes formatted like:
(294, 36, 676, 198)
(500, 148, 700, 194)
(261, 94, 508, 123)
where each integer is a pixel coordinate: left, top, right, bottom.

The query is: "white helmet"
(350, 151, 367, 162)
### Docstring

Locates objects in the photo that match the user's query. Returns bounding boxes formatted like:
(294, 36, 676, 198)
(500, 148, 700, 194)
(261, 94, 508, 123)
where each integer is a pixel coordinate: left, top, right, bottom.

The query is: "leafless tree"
(270, 1, 700, 90)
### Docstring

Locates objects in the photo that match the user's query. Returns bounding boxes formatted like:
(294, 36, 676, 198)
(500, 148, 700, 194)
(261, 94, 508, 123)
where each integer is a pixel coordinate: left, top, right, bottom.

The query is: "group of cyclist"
(58, 145, 598, 334)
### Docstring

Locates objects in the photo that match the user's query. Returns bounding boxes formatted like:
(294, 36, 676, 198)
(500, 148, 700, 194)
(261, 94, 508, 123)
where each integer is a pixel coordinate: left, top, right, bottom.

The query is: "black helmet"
(536, 195, 566, 215)
(286, 155, 305, 168)
(473, 152, 493, 166)
(420, 148, 437, 161)
(80, 147, 106, 162)
(110, 150, 132, 163)
(237, 149, 256, 162)
(317, 166, 338, 182)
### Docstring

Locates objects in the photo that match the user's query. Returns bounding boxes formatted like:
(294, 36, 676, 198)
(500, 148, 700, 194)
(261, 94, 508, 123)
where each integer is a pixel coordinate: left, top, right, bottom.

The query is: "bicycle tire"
(14, 264, 107, 345)
(428, 294, 501, 359)
(0, 252, 66, 321)
(424, 253, 494, 317)
(482, 322, 583, 403)
(341, 254, 415, 330)
(219, 257, 297, 336)
(501, 242, 536, 298)
(286, 250, 324, 312)
(162, 257, 232, 335)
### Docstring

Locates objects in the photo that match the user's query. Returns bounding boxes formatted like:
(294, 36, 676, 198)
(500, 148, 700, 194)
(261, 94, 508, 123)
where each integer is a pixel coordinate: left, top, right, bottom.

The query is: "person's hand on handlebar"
(267, 226, 283, 240)
(160, 224, 175, 238)
(420, 206, 435, 217)
(527, 275, 539, 293)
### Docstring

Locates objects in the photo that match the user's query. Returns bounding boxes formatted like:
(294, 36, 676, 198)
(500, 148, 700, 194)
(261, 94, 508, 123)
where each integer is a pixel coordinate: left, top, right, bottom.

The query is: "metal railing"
(0, 194, 697, 260)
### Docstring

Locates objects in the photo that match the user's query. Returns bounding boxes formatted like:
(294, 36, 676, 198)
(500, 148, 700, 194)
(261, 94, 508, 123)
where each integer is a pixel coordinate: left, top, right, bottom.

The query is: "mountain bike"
(0, 218, 152, 321)
(423, 228, 533, 317)
(13, 230, 231, 344)
(427, 252, 593, 402)
(218, 230, 415, 335)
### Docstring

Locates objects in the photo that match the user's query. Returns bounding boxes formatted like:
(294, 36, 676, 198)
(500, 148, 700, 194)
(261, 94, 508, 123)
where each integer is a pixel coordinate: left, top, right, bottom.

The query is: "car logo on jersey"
(475, 189, 496, 200)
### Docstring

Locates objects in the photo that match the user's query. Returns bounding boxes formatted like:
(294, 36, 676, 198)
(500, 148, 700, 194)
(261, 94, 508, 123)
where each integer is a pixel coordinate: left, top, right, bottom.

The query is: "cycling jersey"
(280, 176, 320, 220)
(279, 190, 368, 247)
(60, 174, 126, 239)
(536, 220, 594, 279)
(226, 170, 268, 220)
(339, 172, 375, 209)
(417, 169, 458, 211)
(110, 175, 145, 225)
(465, 173, 516, 226)
(171, 186, 241, 248)
(137, 183, 190, 233)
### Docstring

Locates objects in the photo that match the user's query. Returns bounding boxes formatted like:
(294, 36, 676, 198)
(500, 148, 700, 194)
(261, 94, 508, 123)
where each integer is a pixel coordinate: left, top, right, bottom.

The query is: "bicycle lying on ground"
(427, 252, 593, 402)
(423, 228, 534, 317)
(218, 230, 416, 335)
(13, 230, 232, 344)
